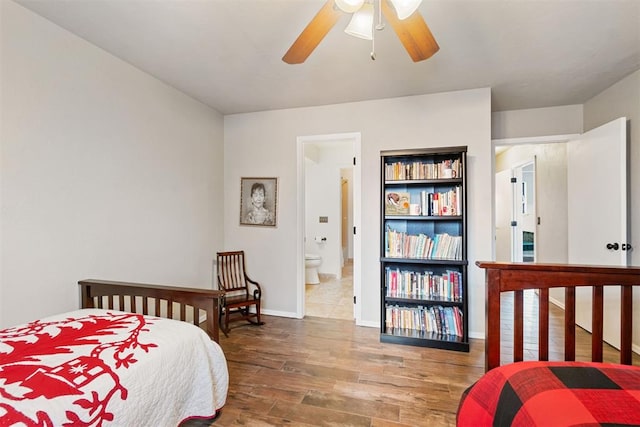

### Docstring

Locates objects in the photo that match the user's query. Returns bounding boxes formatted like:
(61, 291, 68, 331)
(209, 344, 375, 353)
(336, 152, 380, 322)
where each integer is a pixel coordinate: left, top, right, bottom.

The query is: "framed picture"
(240, 177, 278, 227)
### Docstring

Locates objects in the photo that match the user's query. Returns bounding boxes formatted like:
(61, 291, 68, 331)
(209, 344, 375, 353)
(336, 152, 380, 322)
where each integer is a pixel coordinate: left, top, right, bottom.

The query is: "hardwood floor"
(215, 315, 484, 426)
(209, 291, 638, 426)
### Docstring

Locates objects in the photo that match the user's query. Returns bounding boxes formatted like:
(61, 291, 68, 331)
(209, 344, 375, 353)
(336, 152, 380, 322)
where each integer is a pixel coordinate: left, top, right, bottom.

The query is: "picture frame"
(239, 177, 278, 227)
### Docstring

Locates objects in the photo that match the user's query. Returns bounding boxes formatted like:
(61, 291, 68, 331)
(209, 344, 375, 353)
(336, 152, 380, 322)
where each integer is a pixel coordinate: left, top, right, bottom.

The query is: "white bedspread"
(0, 309, 228, 426)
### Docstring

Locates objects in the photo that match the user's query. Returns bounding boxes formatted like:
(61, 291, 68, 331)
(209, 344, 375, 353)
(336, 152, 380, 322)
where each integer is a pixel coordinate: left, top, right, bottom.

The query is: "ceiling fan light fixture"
(389, 0, 422, 20)
(344, 3, 374, 40)
(283, 0, 438, 64)
(335, 0, 365, 13)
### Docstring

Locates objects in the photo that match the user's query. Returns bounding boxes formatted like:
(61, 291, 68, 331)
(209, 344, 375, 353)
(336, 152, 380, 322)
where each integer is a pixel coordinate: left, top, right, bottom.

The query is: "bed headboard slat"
(565, 287, 576, 361)
(79, 279, 223, 343)
(592, 285, 604, 362)
(514, 290, 523, 363)
(539, 288, 549, 362)
(622, 285, 633, 364)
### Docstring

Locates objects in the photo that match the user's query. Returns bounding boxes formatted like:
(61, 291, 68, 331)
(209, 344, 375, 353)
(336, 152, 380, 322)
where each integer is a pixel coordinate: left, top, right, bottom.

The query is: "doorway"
(495, 159, 536, 262)
(493, 135, 577, 264)
(297, 133, 361, 322)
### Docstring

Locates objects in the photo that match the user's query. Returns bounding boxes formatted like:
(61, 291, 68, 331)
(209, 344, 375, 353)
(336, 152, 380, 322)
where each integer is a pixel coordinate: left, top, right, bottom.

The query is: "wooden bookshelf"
(380, 146, 469, 352)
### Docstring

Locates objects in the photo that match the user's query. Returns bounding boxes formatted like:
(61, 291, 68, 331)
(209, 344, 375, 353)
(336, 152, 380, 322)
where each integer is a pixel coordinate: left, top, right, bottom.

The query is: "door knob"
(606, 243, 620, 250)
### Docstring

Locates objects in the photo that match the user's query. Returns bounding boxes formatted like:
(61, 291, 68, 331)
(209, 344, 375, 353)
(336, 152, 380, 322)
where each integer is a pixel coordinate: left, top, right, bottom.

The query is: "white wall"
(0, 1, 225, 327)
(583, 69, 640, 350)
(224, 88, 492, 337)
(305, 161, 340, 277)
(492, 104, 583, 139)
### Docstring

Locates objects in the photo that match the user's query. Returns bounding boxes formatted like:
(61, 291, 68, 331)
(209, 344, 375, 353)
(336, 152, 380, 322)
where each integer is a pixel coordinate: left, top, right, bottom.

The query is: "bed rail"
(476, 262, 640, 372)
(79, 279, 223, 342)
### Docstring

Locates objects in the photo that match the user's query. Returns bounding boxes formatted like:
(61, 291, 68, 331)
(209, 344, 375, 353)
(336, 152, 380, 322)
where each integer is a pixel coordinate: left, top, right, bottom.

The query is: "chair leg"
(224, 308, 231, 337)
(256, 301, 264, 325)
(220, 307, 229, 338)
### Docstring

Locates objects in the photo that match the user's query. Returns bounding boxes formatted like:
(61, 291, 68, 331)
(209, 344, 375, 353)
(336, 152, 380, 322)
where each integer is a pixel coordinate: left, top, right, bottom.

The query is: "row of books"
(385, 158, 462, 181)
(419, 187, 461, 216)
(385, 229, 463, 260)
(384, 188, 461, 216)
(385, 304, 464, 337)
(385, 268, 463, 302)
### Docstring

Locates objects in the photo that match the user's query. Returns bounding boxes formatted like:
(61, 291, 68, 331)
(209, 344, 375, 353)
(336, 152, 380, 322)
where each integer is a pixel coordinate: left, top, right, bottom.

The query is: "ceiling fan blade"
(283, 1, 342, 64)
(381, 0, 439, 62)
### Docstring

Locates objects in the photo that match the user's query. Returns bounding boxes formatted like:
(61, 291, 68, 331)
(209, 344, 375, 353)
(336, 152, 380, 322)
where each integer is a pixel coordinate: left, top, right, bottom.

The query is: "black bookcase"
(380, 146, 469, 352)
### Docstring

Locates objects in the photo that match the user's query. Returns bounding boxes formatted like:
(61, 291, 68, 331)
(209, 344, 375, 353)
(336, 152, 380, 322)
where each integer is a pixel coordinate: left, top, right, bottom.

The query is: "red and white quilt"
(0, 309, 228, 426)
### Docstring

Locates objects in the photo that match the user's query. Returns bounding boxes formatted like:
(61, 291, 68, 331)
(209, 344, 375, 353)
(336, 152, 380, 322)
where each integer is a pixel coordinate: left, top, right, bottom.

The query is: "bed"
(457, 262, 640, 426)
(1, 279, 228, 426)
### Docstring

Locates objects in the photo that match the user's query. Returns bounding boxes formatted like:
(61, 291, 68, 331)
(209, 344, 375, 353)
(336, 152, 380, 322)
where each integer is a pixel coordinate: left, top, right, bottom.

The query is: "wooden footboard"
(79, 279, 223, 343)
(476, 262, 640, 372)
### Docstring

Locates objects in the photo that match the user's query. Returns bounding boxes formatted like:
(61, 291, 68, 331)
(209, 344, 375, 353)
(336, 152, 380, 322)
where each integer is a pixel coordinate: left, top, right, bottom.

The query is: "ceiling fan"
(282, 0, 439, 64)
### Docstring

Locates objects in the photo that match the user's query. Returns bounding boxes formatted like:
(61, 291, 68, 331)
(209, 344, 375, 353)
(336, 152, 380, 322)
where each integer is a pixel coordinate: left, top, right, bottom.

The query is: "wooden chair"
(216, 250, 264, 336)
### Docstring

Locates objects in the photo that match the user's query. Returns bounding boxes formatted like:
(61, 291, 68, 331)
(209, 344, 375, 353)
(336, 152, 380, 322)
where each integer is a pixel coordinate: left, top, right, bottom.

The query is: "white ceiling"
(15, 0, 640, 115)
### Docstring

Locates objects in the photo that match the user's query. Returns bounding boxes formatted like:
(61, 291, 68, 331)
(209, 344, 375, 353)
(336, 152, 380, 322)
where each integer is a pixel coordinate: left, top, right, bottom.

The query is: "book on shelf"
(433, 306, 443, 333)
(385, 191, 410, 215)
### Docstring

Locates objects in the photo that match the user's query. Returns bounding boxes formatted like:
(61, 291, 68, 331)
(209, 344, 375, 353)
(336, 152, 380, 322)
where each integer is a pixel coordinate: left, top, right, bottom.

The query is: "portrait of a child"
(240, 178, 277, 227)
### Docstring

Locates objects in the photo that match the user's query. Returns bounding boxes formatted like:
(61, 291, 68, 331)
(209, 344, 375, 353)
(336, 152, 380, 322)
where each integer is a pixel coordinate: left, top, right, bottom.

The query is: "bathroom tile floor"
(305, 259, 353, 320)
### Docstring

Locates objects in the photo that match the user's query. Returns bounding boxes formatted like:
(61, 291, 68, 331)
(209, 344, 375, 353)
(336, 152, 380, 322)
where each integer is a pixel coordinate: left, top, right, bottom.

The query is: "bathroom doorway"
(297, 133, 361, 322)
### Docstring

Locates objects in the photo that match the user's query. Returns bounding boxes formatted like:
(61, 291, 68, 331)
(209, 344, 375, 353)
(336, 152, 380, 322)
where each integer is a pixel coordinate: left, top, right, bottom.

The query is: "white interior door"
(568, 117, 628, 348)
(495, 168, 513, 262)
(495, 160, 536, 262)
(513, 161, 536, 262)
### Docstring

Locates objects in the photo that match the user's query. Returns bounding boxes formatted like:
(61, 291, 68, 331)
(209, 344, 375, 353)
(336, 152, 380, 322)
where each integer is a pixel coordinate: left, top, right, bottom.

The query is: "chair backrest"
(216, 251, 250, 294)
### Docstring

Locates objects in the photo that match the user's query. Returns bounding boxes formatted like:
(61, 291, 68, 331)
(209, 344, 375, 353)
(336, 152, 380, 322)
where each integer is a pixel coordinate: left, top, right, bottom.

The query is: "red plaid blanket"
(457, 361, 640, 426)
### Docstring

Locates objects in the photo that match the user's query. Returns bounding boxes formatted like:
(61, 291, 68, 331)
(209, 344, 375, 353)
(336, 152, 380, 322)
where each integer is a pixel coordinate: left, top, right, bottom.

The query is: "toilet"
(305, 253, 322, 284)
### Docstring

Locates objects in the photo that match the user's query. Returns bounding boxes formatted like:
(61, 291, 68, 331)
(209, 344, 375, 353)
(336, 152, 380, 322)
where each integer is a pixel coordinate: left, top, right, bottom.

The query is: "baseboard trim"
(260, 309, 299, 319)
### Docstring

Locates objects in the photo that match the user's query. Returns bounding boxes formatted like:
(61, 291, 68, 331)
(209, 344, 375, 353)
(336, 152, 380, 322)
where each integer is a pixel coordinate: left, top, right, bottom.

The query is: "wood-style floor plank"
(202, 291, 638, 426)
(213, 316, 484, 426)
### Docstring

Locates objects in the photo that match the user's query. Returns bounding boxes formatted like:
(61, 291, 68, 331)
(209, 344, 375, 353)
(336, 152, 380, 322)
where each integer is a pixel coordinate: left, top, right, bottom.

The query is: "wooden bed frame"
(78, 279, 224, 342)
(476, 262, 640, 372)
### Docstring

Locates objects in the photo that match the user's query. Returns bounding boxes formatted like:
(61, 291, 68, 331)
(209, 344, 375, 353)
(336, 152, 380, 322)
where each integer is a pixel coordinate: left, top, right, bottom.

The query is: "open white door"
(514, 161, 536, 262)
(495, 168, 513, 262)
(568, 117, 628, 348)
(495, 159, 536, 262)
